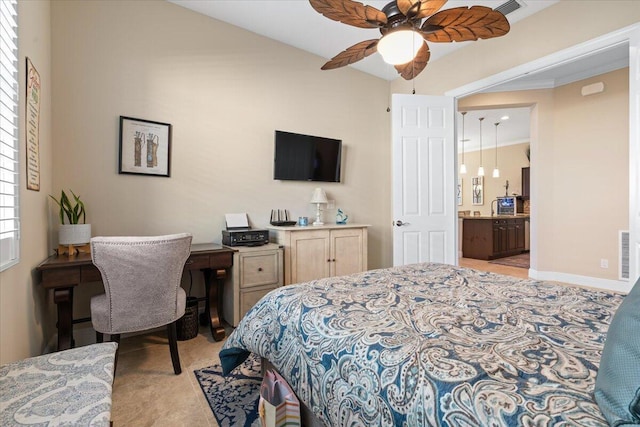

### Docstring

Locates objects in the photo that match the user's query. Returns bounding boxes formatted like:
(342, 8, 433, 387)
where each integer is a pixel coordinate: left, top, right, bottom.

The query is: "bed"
(219, 262, 625, 426)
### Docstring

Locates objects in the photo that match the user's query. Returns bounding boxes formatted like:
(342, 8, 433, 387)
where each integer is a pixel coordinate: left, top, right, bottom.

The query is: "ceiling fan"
(309, 0, 510, 80)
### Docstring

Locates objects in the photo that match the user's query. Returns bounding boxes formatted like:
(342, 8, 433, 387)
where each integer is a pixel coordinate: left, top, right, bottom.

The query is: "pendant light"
(492, 122, 500, 178)
(459, 112, 467, 174)
(477, 117, 485, 177)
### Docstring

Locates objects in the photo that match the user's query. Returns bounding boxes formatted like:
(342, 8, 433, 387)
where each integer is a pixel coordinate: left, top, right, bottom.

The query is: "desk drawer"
(186, 252, 234, 270)
(81, 265, 102, 282)
(185, 254, 210, 270)
(240, 253, 279, 288)
(210, 252, 233, 269)
(41, 268, 81, 288)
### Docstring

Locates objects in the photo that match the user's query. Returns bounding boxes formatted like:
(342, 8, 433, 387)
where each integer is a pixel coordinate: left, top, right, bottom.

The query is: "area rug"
(488, 253, 530, 269)
(194, 354, 261, 427)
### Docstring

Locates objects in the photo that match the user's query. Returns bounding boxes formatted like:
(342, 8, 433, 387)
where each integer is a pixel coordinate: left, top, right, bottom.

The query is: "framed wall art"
(119, 116, 172, 177)
(472, 176, 483, 205)
(457, 177, 463, 206)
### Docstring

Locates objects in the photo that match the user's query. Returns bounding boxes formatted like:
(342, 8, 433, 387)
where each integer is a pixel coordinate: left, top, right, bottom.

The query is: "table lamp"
(310, 187, 328, 226)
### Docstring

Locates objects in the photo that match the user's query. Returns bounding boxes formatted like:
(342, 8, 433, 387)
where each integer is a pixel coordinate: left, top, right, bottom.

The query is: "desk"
(36, 243, 234, 351)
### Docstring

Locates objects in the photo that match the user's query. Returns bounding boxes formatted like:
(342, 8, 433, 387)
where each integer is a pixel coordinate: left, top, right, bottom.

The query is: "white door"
(392, 94, 456, 266)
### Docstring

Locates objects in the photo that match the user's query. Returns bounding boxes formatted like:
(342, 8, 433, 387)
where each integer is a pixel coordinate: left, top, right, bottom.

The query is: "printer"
(221, 213, 269, 247)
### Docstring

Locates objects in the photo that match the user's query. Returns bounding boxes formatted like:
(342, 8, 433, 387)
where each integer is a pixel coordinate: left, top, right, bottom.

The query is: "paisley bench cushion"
(0, 342, 117, 426)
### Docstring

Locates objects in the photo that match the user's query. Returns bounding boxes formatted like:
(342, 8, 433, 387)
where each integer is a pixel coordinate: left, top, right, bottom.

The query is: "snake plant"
(49, 190, 86, 224)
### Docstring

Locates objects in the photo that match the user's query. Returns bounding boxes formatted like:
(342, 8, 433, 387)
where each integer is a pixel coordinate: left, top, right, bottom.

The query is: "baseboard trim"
(529, 269, 631, 293)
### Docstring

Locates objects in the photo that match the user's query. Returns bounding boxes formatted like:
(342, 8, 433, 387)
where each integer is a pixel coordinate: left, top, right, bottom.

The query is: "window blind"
(0, 0, 19, 271)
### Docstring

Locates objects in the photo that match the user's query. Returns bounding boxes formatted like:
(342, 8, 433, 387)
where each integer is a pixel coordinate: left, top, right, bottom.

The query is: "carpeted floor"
(194, 354, 261, 427)
(488, 252, 530, 269)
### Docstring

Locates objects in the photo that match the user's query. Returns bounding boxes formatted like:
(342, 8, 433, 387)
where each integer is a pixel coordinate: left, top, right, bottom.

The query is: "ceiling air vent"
(495, 0, 524, 15)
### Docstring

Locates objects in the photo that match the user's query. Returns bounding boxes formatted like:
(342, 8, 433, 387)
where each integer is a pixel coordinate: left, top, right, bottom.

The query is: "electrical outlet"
(600, 259, 609, 269)
(327, 199, 335, 210)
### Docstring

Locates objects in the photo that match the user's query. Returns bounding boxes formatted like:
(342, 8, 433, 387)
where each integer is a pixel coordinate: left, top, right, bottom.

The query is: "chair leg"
(167, 322, 182, 375)
(96, 331, 104, 343)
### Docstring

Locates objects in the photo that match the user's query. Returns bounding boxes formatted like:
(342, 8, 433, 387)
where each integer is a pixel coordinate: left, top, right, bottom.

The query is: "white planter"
(58, 224, 92, 245)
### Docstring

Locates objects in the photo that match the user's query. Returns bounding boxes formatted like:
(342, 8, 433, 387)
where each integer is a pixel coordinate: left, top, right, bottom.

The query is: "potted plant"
(49, 190, 91, 246)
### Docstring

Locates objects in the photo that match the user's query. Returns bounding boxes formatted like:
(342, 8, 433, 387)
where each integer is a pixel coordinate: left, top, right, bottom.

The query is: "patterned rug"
(488, 252, 530, 269)
(194, 354, 261, 427)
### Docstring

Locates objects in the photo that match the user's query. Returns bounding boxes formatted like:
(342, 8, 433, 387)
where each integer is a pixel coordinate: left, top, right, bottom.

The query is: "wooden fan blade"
(394, 41, 431, 80)
(421, 6, 510, 42)
(397, 0, 447, 20)
(321, 39, 379, 70)
(309, 0, 387, 29)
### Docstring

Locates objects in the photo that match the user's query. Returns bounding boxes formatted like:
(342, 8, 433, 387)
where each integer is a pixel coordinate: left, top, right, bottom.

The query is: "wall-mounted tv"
(273, 130, 342, 182)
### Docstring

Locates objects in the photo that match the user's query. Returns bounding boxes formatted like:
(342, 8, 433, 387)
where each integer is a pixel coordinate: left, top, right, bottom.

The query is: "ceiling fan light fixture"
(377, 29, 423, 65)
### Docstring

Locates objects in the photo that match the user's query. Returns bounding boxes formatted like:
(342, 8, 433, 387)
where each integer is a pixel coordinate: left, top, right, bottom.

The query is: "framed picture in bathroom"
(472, 176, 483, 205)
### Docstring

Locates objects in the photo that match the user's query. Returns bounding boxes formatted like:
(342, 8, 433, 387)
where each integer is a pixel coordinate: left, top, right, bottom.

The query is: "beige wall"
(459, 68, 629, 281)
(49, 0, 391, 254)
(552, 69, 629, 279)
(0, 0, 55, 364)
(458, 142, 530, 215)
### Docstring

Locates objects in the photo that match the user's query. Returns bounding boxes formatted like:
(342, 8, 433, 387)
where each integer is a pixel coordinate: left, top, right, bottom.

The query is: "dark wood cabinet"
(515, 220, 526, 249)
(463, 217, 527, 260)
(522, 167, 530, 200)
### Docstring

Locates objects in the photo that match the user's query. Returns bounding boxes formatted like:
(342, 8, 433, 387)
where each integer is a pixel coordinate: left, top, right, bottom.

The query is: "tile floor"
(112, 257, 529, 426)
(111, 324, 228, 426)
(458, 255, 529, 279)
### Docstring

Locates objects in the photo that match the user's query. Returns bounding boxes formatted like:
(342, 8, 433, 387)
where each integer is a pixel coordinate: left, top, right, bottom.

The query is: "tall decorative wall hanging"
(26, 57, 41, 191)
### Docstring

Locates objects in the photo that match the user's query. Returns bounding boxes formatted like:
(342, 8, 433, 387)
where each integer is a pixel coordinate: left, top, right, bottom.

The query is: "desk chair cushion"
(90, 233, 192, 334)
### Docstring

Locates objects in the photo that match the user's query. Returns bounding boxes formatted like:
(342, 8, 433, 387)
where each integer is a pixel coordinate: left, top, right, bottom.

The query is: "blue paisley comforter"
(220, 263, 623, 426)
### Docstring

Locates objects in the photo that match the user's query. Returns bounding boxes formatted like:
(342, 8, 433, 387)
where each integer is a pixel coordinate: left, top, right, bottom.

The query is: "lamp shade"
(310, 188, 328, 204)
(377, 30, 423, 65)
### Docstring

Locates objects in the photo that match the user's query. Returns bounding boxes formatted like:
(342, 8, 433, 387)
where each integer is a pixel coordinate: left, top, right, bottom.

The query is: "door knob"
(395, 220, 409, 227)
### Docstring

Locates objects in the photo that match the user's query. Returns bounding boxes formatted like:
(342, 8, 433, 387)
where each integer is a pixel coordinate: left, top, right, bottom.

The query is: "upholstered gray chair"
(90, 233, 192, 375)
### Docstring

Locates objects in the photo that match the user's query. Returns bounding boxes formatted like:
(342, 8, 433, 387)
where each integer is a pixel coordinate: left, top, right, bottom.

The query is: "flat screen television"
(273, 130, 342, 182)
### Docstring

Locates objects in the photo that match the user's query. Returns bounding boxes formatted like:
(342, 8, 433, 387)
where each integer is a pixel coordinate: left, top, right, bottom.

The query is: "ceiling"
(168, 0, 629, 150)
(458, 107, 531, 154)
(169, 0, 559, 81)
